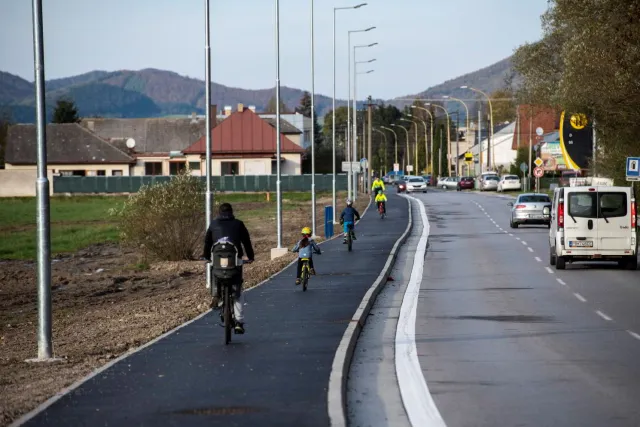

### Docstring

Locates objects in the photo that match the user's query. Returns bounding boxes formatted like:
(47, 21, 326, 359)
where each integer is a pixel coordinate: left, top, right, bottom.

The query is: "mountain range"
(0, 56, 515, 123)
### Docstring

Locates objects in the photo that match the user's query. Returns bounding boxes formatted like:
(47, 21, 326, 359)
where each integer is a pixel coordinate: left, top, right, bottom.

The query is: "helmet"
(301, 226, 311, 235)
(346, 199, 353, 206)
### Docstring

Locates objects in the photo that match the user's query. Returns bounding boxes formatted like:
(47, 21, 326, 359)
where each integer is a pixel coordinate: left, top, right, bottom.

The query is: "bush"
(110, 172, 206, 261)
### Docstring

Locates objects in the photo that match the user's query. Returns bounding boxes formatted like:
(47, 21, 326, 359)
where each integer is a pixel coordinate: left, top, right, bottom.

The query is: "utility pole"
(367, 99, 373, 194)
(478, 108, 483, 175)
(310, 0, 317, 237)
(439, 128, 443, 178)
(486, 112, 492, 171)
(528, 105, 534, 191)
(204, 0, 214, 290)
(455, 111, 460, 178)
(592, 116, 597, 176)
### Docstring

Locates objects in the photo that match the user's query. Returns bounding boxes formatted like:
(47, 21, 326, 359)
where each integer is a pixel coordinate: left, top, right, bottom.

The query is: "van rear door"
(596, 188, 631, 251)
(564, 188, 598, 252)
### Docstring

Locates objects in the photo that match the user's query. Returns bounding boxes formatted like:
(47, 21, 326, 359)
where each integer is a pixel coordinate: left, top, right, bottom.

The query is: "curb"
(327, 196, 414, 427)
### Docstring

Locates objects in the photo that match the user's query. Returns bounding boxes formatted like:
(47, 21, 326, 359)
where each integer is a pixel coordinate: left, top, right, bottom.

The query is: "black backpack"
(210, 238, 241, 280)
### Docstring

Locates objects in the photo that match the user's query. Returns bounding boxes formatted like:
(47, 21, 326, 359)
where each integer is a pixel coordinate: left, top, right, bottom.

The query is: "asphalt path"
(416, 190, 640, 426)
(21, 194, 409, 427)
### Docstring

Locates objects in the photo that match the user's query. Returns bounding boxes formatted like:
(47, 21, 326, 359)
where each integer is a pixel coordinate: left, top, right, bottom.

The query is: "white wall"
(0, 169, 54, 197)
(5, 164, 131, 176)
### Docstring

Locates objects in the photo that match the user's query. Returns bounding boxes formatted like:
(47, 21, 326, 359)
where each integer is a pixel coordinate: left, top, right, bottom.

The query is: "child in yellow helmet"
(292, 227, 321, 285)
(374, 189, 387, 214)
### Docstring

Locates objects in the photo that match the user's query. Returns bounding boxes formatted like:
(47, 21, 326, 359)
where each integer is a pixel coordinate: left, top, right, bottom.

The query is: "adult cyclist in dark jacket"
(339, 199, 361, 243)
(203, 202, 254, 334)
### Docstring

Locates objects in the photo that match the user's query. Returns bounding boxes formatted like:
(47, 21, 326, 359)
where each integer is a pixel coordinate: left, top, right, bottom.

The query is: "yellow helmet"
(301, 227, 312, 235)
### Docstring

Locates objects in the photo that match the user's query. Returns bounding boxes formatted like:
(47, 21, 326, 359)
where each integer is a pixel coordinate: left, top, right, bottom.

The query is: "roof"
(6, 123, 135, 165)
(183, 108, 304, 155)
(80, 117, 225, 154)
(512, 105, 559, 150)
(262, 117, 302, 134)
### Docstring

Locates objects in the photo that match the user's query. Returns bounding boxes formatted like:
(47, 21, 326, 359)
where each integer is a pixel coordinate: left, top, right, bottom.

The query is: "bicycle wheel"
(302, 265, 308, 292)
(347, 228, 353, 252)
(223, 285, 232, 345)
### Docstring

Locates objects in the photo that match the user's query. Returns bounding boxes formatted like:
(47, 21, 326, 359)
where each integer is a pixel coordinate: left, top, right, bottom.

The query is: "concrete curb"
(327, 196, 414, 427)
(11, 194, 372, 427)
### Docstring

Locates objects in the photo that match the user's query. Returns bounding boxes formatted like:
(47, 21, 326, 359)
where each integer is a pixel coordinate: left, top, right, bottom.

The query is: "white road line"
(509, 233, 514, 237)
(535, 257, 542, 262)
(627, 331, 640, 341)
(574, 293, 587, 303)
(596, 310, 613, 322)
(545, 267, 554, 274)
(396, 197, 446, 427)
(527, 247, 534, 253)
(522, 241, 528, 246)
(557, 278, 567, 286)
(516, 237, 521, 241)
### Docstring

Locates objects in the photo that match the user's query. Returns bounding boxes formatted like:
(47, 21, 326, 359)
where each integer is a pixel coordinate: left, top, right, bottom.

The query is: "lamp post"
(411, 105, 434, 174)
(333, 3, 367, 223)
(460, 85, 494, 169)
(347, 27, 375, 201)
(204, 0, 214, 290)
(380, 126, 398, 168)
(406, 113, 428, 175)
(391, 124, 409, 174)
(373, 128, 388, 175)
(400, 117, 419, 174)
(275, 0, 283, 250)
(425, 103, 451, 177)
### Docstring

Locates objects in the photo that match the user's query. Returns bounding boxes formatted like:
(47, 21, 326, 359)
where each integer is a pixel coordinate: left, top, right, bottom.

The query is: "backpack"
(210, 238, 241, 280)
(298, 244, 313, 259)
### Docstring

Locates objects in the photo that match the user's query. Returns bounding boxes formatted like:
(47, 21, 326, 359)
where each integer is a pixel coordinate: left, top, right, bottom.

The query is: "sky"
(0, 0, 548, 100)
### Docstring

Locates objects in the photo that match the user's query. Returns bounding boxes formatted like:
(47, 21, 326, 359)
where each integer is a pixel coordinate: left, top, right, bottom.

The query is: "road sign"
(536, 127, 544, 137)
(341, 161, 360, 173)
(393, 163, 400, 172)
(533, 167, 544, 178)
(360, 158, 368, 169)
(626, 157, 640, 181)
(464, 152, 473, 161)
(406, 165, 414, 172)
(534, 157, 544, 168)
(520, 162, 529, 173)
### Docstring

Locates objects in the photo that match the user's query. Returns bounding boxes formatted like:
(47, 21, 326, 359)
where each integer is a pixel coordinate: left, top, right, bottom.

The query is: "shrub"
(110, 172, 207, 261)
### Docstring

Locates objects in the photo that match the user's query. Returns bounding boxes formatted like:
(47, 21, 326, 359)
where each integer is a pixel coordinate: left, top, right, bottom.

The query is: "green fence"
(53, 174, 350, 194)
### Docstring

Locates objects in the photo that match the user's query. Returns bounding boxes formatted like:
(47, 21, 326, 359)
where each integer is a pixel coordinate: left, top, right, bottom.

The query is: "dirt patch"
(0, 194, 369, 426)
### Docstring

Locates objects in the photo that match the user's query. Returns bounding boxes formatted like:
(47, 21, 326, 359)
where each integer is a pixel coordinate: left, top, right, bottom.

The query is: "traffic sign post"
(393, 163, 400, 172)
(406, 165, 414, 173)
(534, 157, 544, 168)
(626, 157, 640, 182)
(534, 166, 544, 191)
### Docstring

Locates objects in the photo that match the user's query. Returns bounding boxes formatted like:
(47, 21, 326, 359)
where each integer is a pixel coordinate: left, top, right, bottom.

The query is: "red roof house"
(512, 105, 560, 150)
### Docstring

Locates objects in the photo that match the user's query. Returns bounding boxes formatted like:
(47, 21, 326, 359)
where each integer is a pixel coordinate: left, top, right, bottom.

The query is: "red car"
(457, 176, 475, 191)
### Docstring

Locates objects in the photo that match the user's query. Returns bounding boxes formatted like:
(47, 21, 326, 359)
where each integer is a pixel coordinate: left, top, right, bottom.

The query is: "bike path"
(23, 193, 409, 427)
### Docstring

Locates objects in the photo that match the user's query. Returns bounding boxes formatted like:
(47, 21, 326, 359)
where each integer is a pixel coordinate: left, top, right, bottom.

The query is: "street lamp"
(333, 3, 367, 223)
(310, 0, 316, 237)
(410, 105, 434, 174)
(347, 27, 375, 201)
(425, 103, 452, 177)
(391, 123, 409, 174)
(274, 0, 284, 253)
(400, 117, 419, 175)
(380, 126, 398, 167)
(406, 113, 428, 176)
(460, 85, 494, 169)
(373, 128, 388, 176)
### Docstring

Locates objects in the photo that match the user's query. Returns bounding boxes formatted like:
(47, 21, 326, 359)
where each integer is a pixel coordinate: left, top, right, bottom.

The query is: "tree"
(296, 91, 323, 145)
(264, 95, 288, 114)
(52, 97, 81, 123)
(490, 88, 517, 124)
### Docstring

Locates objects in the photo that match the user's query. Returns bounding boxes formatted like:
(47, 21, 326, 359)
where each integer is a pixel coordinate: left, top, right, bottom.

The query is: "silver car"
(438, 177, 459, 190)
(406, 176, 428, 193)
(508, 193, 552, 228)
(480, 175, 499, 191)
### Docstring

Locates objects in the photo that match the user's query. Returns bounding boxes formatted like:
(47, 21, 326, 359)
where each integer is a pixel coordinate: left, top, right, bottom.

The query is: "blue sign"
(626, 157, 640, 181)
(324, 205, 334, 238)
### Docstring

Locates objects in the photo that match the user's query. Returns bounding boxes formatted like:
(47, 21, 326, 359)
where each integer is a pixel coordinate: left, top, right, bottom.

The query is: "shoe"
(234, 323, 245, 334)
(343, 239, 347, 244)
(210, 295, 220, 309)
(295, 278, 301, 285)
(310, 268, 316, 275)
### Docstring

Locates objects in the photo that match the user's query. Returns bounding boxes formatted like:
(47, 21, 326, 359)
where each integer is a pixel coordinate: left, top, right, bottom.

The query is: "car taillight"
(558, 202, 564, 229)
(632, 201, 636, 228)
(515, 204, 526, 209)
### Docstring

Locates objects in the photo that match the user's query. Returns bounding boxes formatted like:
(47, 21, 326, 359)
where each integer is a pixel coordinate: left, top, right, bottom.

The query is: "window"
(504, 175, 519, 181)
(169, 162, 186, 175)
(519, 195, 550, 203)
(221, 161, 239, 176)
(60, 170, 86, 176)
(145, 162, 163, 176)
(188, 161, 201, 171)
(568, 192, 597, 218)
(97, 170, 106, 176)
(409, 178, 424, 183)
(112, 170, 123, 176)
(599, 193, 627, 218)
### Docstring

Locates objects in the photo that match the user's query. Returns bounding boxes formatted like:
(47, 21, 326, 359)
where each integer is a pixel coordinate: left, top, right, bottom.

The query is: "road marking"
(509, 233, 514, 237)
(535, 257, 542, 262)
(396, 197, 446, 427)
(574, 293, 587, 303)
(527, 247, 534, 252)
(596, 310, 613, 321)
(545, 267, 554, 274)
(557, 278, 567, 286)
(516, 237, 521, 241)
(627, 331, 640, 341)
(522, 241, 528, 246)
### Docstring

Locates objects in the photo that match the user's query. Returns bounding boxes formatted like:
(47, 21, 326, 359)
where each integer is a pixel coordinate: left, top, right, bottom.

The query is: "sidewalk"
(19, 194, 410, 427)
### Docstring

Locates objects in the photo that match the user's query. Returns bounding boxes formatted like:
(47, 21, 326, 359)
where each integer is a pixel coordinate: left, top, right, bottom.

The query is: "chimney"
(249, 105, 256, 113)
(238, 103, 244, 112)
(224, 106, 232, 116)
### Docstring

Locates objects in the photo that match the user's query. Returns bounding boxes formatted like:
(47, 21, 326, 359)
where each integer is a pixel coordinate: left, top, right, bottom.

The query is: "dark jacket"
(340, 206, 361, 223)
(203, 213, 255, 261)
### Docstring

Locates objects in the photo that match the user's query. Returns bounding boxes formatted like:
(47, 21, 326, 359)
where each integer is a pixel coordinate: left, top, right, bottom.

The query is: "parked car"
(508, 193, 552, 229)
(438, 177, 459, 190)
(549, 183, 637, 270)
(422, 175, 432, 186)
(498, 174, 522, 192)
(382, 175, 391, 184)
(406, 177, 428, 193)
(457, 176, 475, 191)
(479, 175, 499, 191)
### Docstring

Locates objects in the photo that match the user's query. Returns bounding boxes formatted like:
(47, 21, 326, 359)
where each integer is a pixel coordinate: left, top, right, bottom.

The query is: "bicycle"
(378, 202, 386, 219)
(345, 223, 354, 252)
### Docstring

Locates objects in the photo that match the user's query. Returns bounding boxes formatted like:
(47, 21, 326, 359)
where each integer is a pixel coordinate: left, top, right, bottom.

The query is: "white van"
(549, 182, 637, 270)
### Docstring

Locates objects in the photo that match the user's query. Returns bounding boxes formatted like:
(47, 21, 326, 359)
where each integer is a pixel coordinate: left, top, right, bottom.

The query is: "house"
(512, 105, 559, 150)
(4, 123, 135, 176)
(470, 122, 517, 174)
(258, 112, 312, 149)
(182, 104, 304, 175)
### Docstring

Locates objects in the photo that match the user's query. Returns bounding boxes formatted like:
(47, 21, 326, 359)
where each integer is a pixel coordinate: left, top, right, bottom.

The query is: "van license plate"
(569, 240, 593, 248)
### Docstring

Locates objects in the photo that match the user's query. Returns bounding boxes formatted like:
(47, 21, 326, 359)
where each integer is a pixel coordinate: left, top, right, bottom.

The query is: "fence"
(52, 174, 350, 194)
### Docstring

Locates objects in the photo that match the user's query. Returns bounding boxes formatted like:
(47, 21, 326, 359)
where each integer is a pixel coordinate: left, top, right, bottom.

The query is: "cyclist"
(340, 199, 361, 243)
(375, 189, 387, 215)
(371, 175, 386, 195)
(292, 227, 321, 285)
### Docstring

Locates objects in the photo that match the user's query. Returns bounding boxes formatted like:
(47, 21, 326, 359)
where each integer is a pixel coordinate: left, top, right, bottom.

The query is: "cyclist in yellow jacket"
(371, 176, 385, 194)
(375, 190, 387, 214)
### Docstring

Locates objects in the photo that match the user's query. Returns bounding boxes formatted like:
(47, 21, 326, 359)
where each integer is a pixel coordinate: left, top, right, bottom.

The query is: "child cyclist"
(374, 189, 387, 214)
(292, 227, 321, 285)
(339, 199, 361, 243)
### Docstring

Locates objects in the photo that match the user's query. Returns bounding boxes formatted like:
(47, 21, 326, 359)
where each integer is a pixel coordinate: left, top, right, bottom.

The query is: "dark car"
(457, 176, 475, 191)
(422, 175, 432, 186)
(396, 180, 407, 193)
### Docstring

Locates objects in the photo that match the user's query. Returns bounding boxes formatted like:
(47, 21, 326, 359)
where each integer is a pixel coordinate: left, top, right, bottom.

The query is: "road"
(415, 190, 640, 426)
(19, 194, 409, 427)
